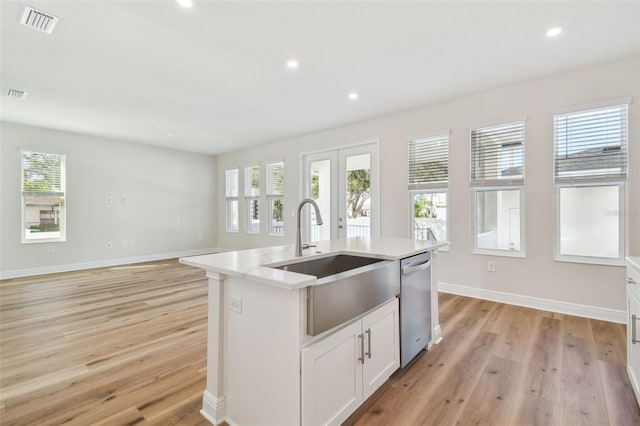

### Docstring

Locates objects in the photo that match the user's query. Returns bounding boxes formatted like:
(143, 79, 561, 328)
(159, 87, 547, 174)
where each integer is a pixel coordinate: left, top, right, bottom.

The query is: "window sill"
(472, 249, 526, 258)
(554, 255, 625, 267)
(22, 238, 66, 244)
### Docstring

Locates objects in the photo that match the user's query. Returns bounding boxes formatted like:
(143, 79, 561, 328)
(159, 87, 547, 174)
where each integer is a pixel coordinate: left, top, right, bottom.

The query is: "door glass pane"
(309, 160, 331, 242)
(345, 154, 370, 238)
(413, 192, 447, 241)
(475, 189, 520, 251)
(559, 185, 619, 258)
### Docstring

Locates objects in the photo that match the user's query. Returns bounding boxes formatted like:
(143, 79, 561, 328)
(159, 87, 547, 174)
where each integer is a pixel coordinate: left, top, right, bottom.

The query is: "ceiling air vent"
(21, 6, 59, 34)
(7, 89, 28, 100)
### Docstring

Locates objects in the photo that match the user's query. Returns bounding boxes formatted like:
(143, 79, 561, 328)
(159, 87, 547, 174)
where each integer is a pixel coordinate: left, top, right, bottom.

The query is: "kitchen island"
(180, 238, 447, 426)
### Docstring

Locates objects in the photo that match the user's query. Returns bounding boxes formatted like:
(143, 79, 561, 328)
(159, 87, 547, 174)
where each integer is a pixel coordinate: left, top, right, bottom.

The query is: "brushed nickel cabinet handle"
(627, 277, 637, 285)
(365, 328, 372, 359)
(358, 333, 365, 364)
(633, 314, 640, 344)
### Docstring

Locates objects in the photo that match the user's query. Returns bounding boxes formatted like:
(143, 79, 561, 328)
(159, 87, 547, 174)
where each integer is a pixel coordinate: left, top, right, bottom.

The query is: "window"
(553, 103, 628, 264)
(408, 134, 449, 243)
(470, 121, 525, 255)
(267, 161, 284, 235)
(21, 150, 66, 242)
(245, 165, 260, 233)
(225, 169, 239, 232)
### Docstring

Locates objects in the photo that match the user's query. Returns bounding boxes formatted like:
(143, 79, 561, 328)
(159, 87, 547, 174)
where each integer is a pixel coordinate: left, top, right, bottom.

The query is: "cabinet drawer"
(627, 260, 640, 301)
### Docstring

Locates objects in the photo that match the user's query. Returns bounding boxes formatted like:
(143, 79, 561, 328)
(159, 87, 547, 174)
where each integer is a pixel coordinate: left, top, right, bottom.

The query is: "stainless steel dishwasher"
(400, 252, 431, 368)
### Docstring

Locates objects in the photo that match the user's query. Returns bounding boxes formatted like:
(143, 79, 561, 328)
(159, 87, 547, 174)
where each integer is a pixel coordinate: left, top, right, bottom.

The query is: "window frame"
(552, 100, 629, 265)
(266, 161, 285, 236)
(225, 168, 239, 233)
(407, 132, 450, 248)
(471, 185, 526, 257)
(553, 182, 625, 266)
(409, 189, 449, 247)
(21, 150, 66, 244)
(244, 165, 261, 234)
(469, 119, 526, 257)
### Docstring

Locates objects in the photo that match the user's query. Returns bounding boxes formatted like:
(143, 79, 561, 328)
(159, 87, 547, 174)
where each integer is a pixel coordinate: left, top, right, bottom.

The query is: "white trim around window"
(552, 101, 629, 265)
(21, 150, 67, 243)
(553, 182, 626, 266)
(471, 186, 526, 258)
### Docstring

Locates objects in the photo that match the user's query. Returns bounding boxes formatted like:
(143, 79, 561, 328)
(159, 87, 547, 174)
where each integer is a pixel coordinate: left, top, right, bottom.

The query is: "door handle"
(365, 328, 372, 359)
(402, 260, 431, 275)
(358, 333, 365, 364)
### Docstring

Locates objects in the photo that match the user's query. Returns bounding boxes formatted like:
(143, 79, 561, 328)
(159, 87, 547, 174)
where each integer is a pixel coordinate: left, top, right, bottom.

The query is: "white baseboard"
(439, 281, 626, 324)
(201, 391, 227, 425)
(0, 247, 223, 280)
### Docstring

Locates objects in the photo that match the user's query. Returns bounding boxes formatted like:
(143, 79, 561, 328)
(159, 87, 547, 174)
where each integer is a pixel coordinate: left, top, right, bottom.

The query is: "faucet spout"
(296, 199, 323, 257)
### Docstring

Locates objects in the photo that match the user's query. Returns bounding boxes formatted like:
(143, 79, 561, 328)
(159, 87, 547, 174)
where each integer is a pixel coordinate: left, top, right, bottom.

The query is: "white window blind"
(21, 151, 66, 195)
(266, 161, 284, 195)
(554, 104, 628, 183)
(408, 134, 449, 190)
(244, 165, 260, 197)
(225, 169, 238, 197)
(470, 121, 524, 186)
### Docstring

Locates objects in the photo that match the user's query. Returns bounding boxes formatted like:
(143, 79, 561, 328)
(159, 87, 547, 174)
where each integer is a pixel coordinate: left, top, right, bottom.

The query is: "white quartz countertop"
(180, 238, 448, 290)
(628, 256, 640, 272)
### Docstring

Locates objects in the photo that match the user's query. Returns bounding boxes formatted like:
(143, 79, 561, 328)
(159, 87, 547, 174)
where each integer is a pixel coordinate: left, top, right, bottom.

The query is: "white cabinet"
(301, 298, 400, 426)
(627, 257, 640, 406)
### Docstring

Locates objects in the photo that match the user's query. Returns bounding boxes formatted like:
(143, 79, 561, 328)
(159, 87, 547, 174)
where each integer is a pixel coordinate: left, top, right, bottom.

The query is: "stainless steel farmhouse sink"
(268, 255, 400, 335)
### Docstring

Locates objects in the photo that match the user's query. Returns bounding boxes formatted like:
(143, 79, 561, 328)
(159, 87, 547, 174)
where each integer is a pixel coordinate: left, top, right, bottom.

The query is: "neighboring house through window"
(470, 120, 525, 255)
(553, 102, 628, 264)
(408, 132, 449, 243)
(21, 150, 66, 242)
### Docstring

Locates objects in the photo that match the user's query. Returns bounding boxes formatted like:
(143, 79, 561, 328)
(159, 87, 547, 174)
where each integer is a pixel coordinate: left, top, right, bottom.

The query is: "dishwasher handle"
(402, 259, 431, 275)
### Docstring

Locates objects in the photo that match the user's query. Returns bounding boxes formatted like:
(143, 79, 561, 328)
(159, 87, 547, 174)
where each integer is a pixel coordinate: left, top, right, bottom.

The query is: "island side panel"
(201, 272, 227, 425)
(224, 276, 302, 426)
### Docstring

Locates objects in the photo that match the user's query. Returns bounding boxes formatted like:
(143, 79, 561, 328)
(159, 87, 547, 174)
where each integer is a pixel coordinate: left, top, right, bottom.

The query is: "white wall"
(215, 57, 639, 312)
(0, 122, 217, 277)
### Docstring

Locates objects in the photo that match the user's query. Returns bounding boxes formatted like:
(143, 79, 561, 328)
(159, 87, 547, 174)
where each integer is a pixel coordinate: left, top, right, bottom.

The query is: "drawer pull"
(358, 333, 365, 364)
(627, 277, 637, 285)
(633, 314, 640, 344)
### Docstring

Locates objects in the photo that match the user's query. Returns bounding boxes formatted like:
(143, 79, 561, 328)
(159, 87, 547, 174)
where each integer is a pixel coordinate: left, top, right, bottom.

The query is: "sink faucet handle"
(302, 243, 316, 250)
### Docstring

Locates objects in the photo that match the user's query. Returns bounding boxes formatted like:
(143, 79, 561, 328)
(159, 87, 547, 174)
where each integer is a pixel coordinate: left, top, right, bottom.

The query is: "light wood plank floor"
(1, 260, 639, 425)
(351, 292, 640, 426)
(1, 259, 210, 426)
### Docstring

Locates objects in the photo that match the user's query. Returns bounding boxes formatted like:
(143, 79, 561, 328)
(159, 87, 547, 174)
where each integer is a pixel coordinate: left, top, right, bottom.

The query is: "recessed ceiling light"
(546, 26, 563, 38)
(348, 92, 359, 101)
(176, 0, 193, 8)
(286, 59, 299, 69)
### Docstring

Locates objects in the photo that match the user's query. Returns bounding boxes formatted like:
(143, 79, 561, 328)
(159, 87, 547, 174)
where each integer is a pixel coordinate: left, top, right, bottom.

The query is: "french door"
(302, 143, 379, 241)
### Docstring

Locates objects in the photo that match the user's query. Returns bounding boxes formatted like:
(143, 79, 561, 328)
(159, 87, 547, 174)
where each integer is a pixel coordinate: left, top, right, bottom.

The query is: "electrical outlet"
(106, 241, 112, 249)
(129, 240, 135, 247)
(47, 246, 54, 254)
(122, 240, 128, 248)
(229, 297, 242, 313)
(488, 261, 496, 272)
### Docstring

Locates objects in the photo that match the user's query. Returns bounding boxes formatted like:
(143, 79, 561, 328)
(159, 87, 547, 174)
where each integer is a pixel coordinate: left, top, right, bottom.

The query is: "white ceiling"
(1, 1, 638, 155)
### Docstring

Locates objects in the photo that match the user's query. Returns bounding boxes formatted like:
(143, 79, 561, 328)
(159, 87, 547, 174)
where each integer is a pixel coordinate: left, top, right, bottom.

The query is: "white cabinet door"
(628, 287, 640, 404)
(362, 298, 400, 400)
(301, 320, 363, 426)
